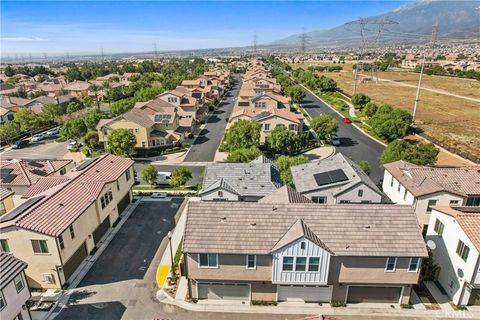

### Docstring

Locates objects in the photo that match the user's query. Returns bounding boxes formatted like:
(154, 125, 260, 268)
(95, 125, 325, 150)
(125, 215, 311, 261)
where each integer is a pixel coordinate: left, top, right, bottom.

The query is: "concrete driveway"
(1, 139, 69, 160)
(184, 75, 241, 162)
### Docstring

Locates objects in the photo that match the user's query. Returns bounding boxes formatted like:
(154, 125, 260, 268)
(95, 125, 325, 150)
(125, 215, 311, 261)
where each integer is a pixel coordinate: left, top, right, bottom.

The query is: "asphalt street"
(133, 163, 204, 187)
(1, 139, 69, 160)
(300, 89, 386, 183)
(183, 75, 241, 162)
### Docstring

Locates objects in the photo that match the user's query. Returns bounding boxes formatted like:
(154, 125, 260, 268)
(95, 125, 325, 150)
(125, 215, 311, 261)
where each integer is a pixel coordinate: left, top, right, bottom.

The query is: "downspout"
(183, 252, 192, 299)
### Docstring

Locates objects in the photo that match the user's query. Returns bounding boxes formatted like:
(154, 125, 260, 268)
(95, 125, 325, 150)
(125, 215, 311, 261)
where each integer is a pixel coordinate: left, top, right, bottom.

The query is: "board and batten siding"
(272, 238, 331, 284)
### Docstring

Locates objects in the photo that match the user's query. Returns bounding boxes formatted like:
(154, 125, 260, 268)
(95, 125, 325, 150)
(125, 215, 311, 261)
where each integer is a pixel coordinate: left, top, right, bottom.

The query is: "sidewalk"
(302, 146, 335, 161)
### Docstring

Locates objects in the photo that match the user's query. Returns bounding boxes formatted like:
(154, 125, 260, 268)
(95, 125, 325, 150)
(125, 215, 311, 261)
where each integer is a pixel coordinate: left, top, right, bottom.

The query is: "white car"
(31, 133, 45, 142)
(67, 141, 80, 150)
(45, 127, 60, 137)
(330, 134, 341, 146)
(157, 171, 172, 185)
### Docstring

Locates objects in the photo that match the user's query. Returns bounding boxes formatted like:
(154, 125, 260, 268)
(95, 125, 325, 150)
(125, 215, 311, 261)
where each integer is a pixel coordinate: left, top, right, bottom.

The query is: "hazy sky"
(1, 1, 408, 55)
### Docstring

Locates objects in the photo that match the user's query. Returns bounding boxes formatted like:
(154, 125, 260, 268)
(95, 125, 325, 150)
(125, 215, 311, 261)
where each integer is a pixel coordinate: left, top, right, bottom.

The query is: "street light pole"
(167, 231, 176, 283)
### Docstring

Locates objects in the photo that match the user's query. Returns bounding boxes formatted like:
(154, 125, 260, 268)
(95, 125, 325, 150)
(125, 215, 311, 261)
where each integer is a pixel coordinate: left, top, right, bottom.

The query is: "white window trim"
(198, 253, 219, 269)
(282, 256, 294, 272)
(385, 257, 397, 272)
(14, 274, 25, 293)
(408, 257, 421, 273)
(246, 255, 256, 270)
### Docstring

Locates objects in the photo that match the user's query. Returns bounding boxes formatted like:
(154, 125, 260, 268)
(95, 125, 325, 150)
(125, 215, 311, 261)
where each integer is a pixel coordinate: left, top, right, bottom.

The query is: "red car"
(341, 117, 352, 124)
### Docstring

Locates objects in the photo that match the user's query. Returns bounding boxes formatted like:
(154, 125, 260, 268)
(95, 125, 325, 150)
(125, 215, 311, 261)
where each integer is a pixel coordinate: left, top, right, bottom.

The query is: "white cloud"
(2, 37, 48, 41)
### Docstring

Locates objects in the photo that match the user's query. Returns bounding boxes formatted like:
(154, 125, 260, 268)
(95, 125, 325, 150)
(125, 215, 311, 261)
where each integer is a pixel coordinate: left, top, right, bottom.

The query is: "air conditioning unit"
(42, 273, 55, 284)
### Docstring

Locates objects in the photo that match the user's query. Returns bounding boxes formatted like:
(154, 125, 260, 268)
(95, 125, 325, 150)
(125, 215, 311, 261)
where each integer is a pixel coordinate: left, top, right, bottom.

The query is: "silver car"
(330, 133, 341, 146)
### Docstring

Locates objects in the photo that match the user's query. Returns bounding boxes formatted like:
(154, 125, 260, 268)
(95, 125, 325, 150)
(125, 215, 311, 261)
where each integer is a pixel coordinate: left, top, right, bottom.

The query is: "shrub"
(331, 301, 346, 307)
(401, 303, 413, 309)
(251, 300, 278, 306)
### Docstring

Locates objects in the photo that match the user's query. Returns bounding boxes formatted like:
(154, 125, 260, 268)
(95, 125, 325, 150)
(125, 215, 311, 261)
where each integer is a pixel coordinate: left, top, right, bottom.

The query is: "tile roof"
(123, 108, 155, 128)
(183, 202, 428, 257)
(64, 81, 90, 91)
(0, 187, 14, 201)
(230, 107, 303, 124)
(259, 185, 313, 204)
(200, 161, 282, 198)
(0, 159, 73, 187)
(0, 154, 134, 237)
(432, 206, 480, 251)
(291, 153, 383, 197)
(0, 252, 27, 290)
(383, 160, 480, 197)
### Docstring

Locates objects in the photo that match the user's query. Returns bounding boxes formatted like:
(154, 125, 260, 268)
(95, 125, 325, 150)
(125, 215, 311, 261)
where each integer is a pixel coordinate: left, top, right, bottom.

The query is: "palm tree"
(88, 84, 100, 110)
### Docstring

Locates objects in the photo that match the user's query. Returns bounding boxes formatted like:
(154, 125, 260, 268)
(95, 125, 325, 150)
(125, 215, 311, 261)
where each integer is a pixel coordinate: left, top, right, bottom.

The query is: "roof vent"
(363, 225, 371, 229)
(272, 206, 277, 211)
(345, 244, 350, 249)
(59, 203, 64, 207)
(250, 222, 256, 227)
(220, 216, 226, 221)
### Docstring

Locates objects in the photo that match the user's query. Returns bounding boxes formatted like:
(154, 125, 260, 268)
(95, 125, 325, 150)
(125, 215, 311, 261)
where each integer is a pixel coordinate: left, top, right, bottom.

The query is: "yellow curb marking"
(157, 265, 171, 288)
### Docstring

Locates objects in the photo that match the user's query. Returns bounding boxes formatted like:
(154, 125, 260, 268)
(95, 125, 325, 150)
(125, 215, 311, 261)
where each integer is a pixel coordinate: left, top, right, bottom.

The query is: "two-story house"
(291, 153, 385, 204)
(234, 91, 291, 111)
(183, 202, 428, 304)
(158, 89, 206, 123)
(0, 253, 31, 320)
(382, 161, 480, 228)
(0, 154, 134, 289)
(426, 206, 480, 306)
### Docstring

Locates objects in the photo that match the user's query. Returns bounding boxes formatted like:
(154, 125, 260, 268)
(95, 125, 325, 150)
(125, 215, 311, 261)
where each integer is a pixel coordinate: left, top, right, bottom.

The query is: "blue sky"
(1, 1, 408, 55)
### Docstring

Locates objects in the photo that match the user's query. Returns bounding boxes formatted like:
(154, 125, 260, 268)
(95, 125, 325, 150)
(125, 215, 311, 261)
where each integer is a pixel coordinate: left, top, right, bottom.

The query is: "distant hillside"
(272, 0, 480, 46)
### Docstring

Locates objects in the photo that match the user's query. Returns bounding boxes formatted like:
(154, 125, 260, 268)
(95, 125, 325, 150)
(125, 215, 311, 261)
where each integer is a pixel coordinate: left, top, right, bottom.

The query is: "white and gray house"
(0, 253, 31, 320)
(199, 157, 282, 202)
(291, 153, 385, 204)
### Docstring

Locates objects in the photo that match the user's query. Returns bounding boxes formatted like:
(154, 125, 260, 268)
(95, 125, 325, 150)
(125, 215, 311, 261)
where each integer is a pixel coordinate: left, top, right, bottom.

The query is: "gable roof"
(383, 160, 480, 197)
(259, 185, 313, 204)
(0, 159, 73, 188)
(291, 153, 383, 197)
(183, 202, 428, 257)
(0, 187, 14, 202)
(0, 253, 27, 290)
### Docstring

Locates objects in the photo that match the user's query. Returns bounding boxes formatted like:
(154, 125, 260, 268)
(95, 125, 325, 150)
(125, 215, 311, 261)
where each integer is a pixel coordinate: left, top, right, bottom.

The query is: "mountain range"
(271, 0, 480, 47)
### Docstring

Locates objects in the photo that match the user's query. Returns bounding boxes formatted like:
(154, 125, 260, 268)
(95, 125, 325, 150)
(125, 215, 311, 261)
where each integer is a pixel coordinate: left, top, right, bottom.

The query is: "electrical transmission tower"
(252, 32, 257, 57)
(412, 20, 439, 125)
(346, 17, 398, 94)
(300, 28, 309, 54)
(153, 42, 159, 61)
(101, 47, 105, 61)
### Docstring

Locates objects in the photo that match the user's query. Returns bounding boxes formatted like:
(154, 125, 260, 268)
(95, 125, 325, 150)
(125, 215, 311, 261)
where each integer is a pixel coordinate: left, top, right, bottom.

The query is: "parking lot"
(1, 139, 69, 160)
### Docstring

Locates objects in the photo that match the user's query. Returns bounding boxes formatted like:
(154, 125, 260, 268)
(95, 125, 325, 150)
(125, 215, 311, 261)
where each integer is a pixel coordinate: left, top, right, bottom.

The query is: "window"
(101, 190, 113, 209)
(289, 124, 296, 131)
(426, 200, 437, 212)
(69, 225, 75, 239)
(339, 200, 351, 204)
(450, 200, 460, 205)
(312, 196, 326, 204)
(58, 235, 65, 250)
(408, 257, 420, 272)
(403, 189, 408, 200)
(433, 219, 444, 236)
(358, 189, 363, 197)
(254, 102, 266, 108)
(13, 274, 25, 293)
(218, 191, 223, 197)
(0, 291, 5, 311)
(466, 197, 480, 206)
(199, 254, 218, 268)
(31, 240, 49, 254)
(0, 239, 9, 252)
(126, 168, 131, 181)
(308, 257, 320, 272)
(264, 123, 270, 131)
(300, 241, 306, 250)
(246, 255, 256, 269)
(390, 176, 394, 187)
(282, 256, 294, 271)
(456, 240, 470, 261)
(385, 257, 397, 272)
(295, 257, 307, 271)
(397, 183, 401, 192)
(116, 180, 120, 191)
(0, 202, 5, 215)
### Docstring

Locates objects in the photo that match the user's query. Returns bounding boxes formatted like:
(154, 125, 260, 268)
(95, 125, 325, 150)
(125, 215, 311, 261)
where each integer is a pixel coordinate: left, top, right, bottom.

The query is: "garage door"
(198, 282, 250, 300)
(62, 242, 88, 282)
(93, 216, 111, 245)
(278, 285, 332, 302)
(117, 192, 131, 215)
(347, 286, 402, 303)
(468, 289, 480, 306)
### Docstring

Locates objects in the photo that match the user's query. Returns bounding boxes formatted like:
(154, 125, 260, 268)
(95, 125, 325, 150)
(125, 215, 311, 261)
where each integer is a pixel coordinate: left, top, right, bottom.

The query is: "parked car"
(341, 117, 352, 124)
(329, 133, 341, 146)
(67, 141, 80, 150)
(45, 127, 60, 137)
(31, 133, 45, 142)
(12, 140, 29, 149)
(156, 171, 172, 185)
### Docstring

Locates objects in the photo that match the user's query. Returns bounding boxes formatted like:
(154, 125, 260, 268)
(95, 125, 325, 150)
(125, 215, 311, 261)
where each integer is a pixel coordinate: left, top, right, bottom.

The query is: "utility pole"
(66, 51, 70, 62)
(300, 27, 308, 54)
(253, 32, 257, 57)
(153, 42, 159, 61)
(101, 47, 105, 61)
(412, 20, 439, 125)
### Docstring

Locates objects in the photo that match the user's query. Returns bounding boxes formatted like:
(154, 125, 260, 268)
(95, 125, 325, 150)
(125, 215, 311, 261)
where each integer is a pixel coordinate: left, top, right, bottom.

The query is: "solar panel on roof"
(329, 169, 348, 183)
(30, 169, 48, 176)
(76, 158, 99, 171)
(313, 169, 348, 186)
(1, 174, 17, 183)
(0, 196, 45, 223)
(28, 161, 44, 168)
(0, 168, 13, 178)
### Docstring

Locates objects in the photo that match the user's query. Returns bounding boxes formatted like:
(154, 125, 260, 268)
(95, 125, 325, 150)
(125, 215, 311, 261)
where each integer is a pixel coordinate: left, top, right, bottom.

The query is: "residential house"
(243, 76, 281, 93)
(0, 253, 31, 320)
(0, 154, 134, 289)
(228, 108, 303, 143)
(0, 107, 16, 124)
(291, 153, 385, 204)
(0, 159, 74, 195)
(63, 81, 90, 98)
(97, 99, 185, 149)
(235, 91, 290, 111)
(24, 95, 74, 114)
(183, 202, 427, 304)
(158, 89, 206, 123)
(0, 188, 15, 216)
(382, 161, 480, 227)
(199, 158, 282, 202)
(426, 206, 480, 306)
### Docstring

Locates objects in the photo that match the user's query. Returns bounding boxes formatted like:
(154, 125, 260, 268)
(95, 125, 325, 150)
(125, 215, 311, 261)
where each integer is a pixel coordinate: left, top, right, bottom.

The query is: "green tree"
(310, 114, 338, 140)
(266, 126, 299, 155)
(106, 128, 136, 157)
(82, 96, 95, 109)
(275, 155, 310, 185)
(141, 164, 158, 186)
(285, 85, 305, 103)
(222, 120, 261, 151)
(83, 131, 99, 150)
(225, 146, 262, 163)
(66, 101, 83, 114)
(380, 140, 439, 166)
(356, 160, 371, 176)
(351, 93, 371, 108)
(369, 105, 411, 141)
(4, 65, 15, 77)
(362, 101, 378, 117)
(84, 110, 107, 130)
(88, 84, 100, 109)
(60, 119, 87, 140)
(40, 103, 64, 123)
(110, 97, 136, 116)
(14, 108, 40, 133)
(0, 122, 21, 143)
(170, 166, 192, 188)
(134, 87, 161, 101)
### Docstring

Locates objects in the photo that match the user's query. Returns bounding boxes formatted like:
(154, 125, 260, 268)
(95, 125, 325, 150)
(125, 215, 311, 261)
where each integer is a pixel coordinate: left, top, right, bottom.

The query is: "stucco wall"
(0, 271, 31, 320)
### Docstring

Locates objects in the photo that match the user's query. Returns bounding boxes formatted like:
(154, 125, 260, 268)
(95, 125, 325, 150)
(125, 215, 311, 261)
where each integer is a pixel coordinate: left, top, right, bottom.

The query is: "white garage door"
(278, 285, 332, 302)
(198, 282, 250, 300)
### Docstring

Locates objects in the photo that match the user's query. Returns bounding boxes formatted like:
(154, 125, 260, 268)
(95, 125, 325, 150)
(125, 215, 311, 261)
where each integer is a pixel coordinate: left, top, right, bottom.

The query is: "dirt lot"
(306, 67, 480, 162)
